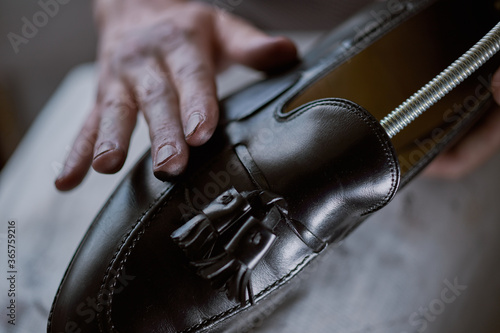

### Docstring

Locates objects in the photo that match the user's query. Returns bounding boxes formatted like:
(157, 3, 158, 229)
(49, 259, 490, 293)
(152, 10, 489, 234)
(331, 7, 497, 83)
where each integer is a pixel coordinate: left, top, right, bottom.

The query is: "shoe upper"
(48, 0, 500, 331)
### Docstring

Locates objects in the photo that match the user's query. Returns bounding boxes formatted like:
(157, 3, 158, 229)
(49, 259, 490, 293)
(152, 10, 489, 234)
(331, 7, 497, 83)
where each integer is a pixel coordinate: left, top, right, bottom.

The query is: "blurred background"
(0, 1, 97, 169)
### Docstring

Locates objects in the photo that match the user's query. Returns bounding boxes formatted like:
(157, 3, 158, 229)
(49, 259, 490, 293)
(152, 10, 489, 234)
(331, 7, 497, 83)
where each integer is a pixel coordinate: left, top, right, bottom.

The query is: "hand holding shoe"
(55, 0, 297, 191)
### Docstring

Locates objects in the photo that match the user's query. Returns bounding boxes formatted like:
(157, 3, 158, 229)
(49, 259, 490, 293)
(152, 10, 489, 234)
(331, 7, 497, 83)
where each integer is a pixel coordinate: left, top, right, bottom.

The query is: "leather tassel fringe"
(171, 187, 285, 305)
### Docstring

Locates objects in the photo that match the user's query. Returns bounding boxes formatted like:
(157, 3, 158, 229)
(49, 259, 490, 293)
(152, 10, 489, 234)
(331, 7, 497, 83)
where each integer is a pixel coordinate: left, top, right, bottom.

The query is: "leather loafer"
(48, 0, 500, 331)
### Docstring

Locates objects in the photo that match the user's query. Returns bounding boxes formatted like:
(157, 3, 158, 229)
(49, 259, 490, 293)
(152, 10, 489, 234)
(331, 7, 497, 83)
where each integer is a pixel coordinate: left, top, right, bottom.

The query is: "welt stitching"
(276, 99, 398, 215)
(96, 184, 172, 332)
(106, 197, 312, 333)
(105, 151, 233, 332)
(106, 190, 174, 332)
(363, 143, 397, 215)
(352, 103, 398, 214)
(345, 104, 398, 214)
(180, 254, 312, 333)
(48, 188, 120, 330)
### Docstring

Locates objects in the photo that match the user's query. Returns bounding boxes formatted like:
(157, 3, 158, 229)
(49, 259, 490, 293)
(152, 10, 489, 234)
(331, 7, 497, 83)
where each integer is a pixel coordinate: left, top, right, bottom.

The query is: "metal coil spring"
(381, 21, 500, 138)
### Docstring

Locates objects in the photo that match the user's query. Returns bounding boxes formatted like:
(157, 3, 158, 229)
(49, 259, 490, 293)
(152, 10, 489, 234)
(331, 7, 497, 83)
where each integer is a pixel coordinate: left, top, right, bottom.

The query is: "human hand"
(55, 0, 297, 191)
(424, 68, 500, 179)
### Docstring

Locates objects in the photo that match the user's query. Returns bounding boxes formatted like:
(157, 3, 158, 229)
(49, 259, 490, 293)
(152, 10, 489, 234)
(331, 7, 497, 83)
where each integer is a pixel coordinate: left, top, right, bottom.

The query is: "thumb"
(214, 10, 298, 72)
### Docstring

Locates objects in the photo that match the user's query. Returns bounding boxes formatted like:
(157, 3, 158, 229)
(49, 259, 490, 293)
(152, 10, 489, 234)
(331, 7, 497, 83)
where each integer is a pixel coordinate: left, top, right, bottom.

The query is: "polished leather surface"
(48, 0, 500, 332)
(48, 96, 398, 332)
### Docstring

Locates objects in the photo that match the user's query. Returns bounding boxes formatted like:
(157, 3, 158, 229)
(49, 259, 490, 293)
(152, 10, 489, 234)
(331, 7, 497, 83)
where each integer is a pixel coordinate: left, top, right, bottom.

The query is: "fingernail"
(185, 113, 204, 138)
(156, 144, 177, 167)
(94, 141, 116, 160)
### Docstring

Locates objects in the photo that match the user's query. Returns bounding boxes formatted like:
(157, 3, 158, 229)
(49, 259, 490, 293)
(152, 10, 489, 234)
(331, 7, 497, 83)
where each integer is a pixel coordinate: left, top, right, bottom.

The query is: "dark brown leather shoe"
(48, 0, 500, 331)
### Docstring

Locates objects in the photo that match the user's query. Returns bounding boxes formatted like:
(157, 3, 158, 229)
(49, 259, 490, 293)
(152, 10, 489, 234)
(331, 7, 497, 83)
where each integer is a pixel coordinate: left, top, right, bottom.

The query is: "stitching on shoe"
(47, 185, 135, 331)
(96, 183, 174, 332)
(104, 101, 397, 333)
(179, 254, 312, 333)
(105, 189, 175, 332)
(48, 3, 427, 330)
(103, 155, 314, 332)
(104, 185, 312, 333)
(96, 5, 420, 326)
(103, 149, 240, 332)
(276, 99, 399, 216)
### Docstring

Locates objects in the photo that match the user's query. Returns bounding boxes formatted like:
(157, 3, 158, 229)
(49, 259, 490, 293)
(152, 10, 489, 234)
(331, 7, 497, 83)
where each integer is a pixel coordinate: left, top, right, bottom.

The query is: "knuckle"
(154, 24, 197, 54)
(173, 62, 208, 81)
(100, 95, 122, 109)
(158, 24, 191, 45)
(98, 93, 136, 119)
(112, 36, 149, 67)
(155, 8, 212, 51)
(131, 64, 170, 105)
(137, 81, 171, 106)
(150, 124, 178, 142)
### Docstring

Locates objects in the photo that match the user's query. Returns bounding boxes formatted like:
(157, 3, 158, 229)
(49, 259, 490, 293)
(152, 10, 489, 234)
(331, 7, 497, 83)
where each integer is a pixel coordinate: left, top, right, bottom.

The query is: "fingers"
(424, 106, 500, 179)
(55, 108, 101, 191)
(55, 81, 137, 191)
(163, 29, 219, 147)
(56, 3, 299, 191)
(125, 60, 189, 179)
(214, 10, 298, 72)
(92, 81, 137, 174)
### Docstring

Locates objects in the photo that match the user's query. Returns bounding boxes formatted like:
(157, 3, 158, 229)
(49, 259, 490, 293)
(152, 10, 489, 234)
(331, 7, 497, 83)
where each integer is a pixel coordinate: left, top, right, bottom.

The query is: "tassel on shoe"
(171, 188, 251, 260)
(194, 215, 277, 305)
(171, 187, 287, 305)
